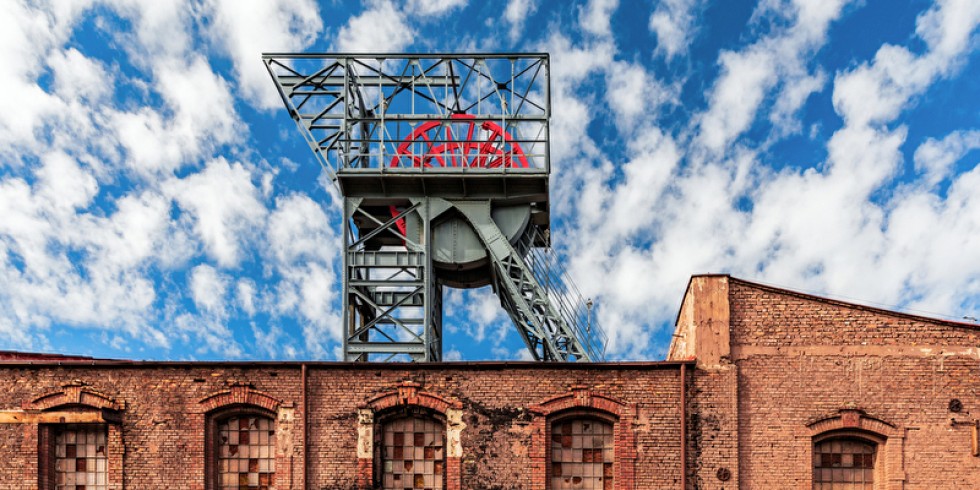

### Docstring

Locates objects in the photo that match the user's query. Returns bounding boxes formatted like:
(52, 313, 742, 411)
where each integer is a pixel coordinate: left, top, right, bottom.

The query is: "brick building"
(1, 274, 978, 489)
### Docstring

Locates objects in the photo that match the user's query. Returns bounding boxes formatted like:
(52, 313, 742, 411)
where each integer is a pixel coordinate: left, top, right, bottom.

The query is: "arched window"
(379, 414, 446, 490)
(550, 417, 614, 490)
(32, 385, 123, 490)
(813, 436, 877, 490)
(212, 412, 276, 490)
(52, 424, 108, 489)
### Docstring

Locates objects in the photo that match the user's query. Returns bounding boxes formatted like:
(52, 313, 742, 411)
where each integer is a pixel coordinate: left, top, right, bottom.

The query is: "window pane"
(550, 419, 614, 490)
(217, 415, 275, 490)
(380, 416, 445, 490)
(813, 437, 876, 489)
(54, 425, 108, 490)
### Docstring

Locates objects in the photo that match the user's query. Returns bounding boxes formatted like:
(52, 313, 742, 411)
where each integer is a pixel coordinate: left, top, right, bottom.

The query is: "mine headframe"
(265, 53, 606, 362)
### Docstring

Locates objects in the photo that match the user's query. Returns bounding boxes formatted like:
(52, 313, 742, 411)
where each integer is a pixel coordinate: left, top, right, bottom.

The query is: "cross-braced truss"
(266, 53, 605, 362)
(264, 54, 550, 180)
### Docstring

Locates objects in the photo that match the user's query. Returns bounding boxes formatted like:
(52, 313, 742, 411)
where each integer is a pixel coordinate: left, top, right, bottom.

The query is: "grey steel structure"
(264, 54, 605, 362)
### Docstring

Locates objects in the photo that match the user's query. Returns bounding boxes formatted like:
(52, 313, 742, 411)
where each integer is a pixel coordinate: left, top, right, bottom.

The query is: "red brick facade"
(0, 363, 687, 489)
(3, 274, 979, 488)
(669, 275, 980, 489)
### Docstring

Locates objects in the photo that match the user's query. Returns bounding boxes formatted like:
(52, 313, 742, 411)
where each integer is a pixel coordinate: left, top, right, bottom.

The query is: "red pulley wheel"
(388, 113, 529, 237)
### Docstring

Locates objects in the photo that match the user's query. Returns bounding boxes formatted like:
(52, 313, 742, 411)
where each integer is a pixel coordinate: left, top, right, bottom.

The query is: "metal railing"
(516, 226, 607, 361)
(264, 54, 551, 181)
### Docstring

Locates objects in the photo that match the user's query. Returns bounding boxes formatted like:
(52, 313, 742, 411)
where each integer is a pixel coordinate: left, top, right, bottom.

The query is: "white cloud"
(237, 279, 258, 316)
(882, 165, 980, 314)
(648, 0, 704, 60)
(0, 153, 165, 348)
(48, 47, 112, 102)
(190, 264, 228, 315)
(769, 70, 825, 136)
(538, 33, 614, 213)
(724, 0, 980, 309)
(165, 158, 268, 267)
(461, 287, 508, 344)
(697, 0, 848, 153)
(173, 312, 243, 358)
(580, 0, 619, 37)
(504, 0, 538, 42)
(604, 61, 674, 128)
(252, 323, 298, 359)
(0, 2, 89, 156)
(114, 57, 241, 177)
(697, 48, 776, 152)
(265, 193, 340, 356)
(914, 130, 980, 187)
(3, 0, 979, 362)
(103, 0, 191, 62)
(335, 0, 415, 52)
(551, 0, 980, 359)
(202, 0, 322, 110)
(833, 0, 980, 127)
(405, 0, 467, 16)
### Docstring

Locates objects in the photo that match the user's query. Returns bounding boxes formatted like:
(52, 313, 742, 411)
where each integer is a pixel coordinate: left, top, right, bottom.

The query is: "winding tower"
(265, 54, 605, 362)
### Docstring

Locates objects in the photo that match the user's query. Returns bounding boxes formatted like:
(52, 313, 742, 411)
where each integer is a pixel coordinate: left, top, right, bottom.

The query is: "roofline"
(0, 359, 694, 369)
(690, 274, 980, 330)
(0, 350, 112, 361)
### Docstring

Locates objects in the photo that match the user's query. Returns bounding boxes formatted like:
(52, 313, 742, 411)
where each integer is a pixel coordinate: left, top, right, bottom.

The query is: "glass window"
(813, 437, 876, 490)
(380, 416, 445, 490)
(550, 418, 614, 490)
(216, 415, 276, 490)
(53, 424, 108, 490)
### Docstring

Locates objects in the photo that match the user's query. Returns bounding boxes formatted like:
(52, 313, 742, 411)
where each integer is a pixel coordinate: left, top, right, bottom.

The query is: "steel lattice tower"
(265, 53, 605, 362)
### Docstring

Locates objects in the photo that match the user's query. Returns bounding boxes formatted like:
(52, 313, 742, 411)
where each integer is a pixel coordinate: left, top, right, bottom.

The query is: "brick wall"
(728, 278, 980, 489)
(688, 365, 738, 490)
(0, 362, 690, 490)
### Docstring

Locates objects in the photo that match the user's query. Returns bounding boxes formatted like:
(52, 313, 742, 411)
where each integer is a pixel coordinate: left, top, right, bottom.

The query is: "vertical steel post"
(342, 198, 352, 361)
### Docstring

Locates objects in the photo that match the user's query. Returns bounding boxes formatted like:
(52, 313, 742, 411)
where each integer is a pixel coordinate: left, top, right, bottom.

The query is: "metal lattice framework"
(265, 53, 605, 362)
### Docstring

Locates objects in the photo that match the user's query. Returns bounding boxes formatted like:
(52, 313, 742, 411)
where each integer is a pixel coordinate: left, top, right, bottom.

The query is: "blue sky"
(1, 0, 978, 361)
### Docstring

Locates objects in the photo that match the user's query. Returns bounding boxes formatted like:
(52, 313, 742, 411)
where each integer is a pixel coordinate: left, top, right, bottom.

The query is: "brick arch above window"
(806, 407, 899, 439)
(529, 387, 637, 490)
(529, 385, 630, 419)
(198, 382, 282, 413)
(363, 381, 462, 414)
(357, 382, 464, 490)
(805, 407, 905, 490)
(29, 381, 122, 412)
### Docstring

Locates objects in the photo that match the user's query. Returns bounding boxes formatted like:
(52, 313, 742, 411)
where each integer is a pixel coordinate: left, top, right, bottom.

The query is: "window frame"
(547, 410, 618, 490)
(530, 387, 636, 490)
(373, 405, 448, 490)
(810, 429, 886, 490)
(39, 422, 111, 490)
(205, 405, 278, 490)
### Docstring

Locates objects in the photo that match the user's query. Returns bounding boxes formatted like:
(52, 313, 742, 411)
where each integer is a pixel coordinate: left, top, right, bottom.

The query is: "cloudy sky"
(1, 0, 978, 361)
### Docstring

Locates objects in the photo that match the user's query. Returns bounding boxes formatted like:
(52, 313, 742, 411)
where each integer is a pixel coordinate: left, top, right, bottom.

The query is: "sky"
(0, 0, 979, 362)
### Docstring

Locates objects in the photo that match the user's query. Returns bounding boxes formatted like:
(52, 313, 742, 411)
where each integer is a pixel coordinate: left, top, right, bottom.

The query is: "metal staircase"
(452, 201, 603, 361)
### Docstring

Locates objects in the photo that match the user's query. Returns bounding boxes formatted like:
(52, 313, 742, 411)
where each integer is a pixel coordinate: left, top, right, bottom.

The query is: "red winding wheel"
(388, 114, 529, 237)
(389, 113, 529, 169)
